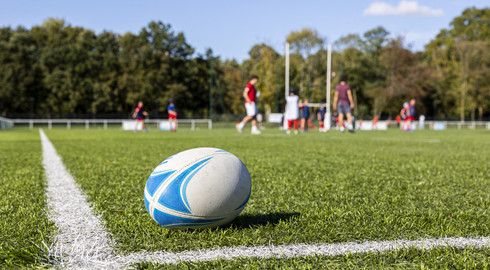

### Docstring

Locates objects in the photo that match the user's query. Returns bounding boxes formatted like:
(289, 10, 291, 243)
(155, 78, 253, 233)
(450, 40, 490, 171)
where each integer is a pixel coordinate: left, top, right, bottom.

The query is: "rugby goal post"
(283, 42, 290, 130)
(283, 43, 332, 130)
(325, 44, 332, 130)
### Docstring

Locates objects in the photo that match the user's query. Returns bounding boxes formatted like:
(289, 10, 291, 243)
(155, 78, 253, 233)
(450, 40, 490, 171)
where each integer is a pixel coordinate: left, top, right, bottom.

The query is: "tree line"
(0, 7, 488, 121)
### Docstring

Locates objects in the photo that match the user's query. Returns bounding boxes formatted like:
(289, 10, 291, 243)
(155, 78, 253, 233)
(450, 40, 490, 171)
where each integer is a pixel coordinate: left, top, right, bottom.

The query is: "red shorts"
(407, 116, 415, 121)
(169, 115, 177, 120)
(136, 118, 144, 121)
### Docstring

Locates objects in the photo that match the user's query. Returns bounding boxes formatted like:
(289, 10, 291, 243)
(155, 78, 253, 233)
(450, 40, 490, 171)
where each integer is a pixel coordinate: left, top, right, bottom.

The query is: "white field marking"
(123, 237, 490, 265)
(371, 137, 440, 143)
(40, 129, 489, 268)
(40, 129, 125, 269)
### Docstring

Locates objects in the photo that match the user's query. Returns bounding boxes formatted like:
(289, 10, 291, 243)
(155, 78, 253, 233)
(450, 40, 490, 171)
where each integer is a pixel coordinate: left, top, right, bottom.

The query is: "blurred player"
(167, 99, 177, 132)
(395, 115, 401, 128)
(372, 115, 379, 130)
(132, 101, 148, 132)
(419, 115, 425, 130)
(236, 75, 261, 135)
(408, 98, 416, 130)
(333, 75, 354, 133)
(317, 103, 326, 132)
(285, 89, 300, 135)
(256, 113, 264, 130)
(400, 102, 410, 131)
(300, 99, 310, 132)
(334, 112, 340, 130)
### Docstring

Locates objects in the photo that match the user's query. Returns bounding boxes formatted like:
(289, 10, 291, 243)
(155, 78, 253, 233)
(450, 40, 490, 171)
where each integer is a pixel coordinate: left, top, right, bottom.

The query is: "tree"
(426, 7, 490, 121)
(363, 26, 389, 56)
(286, 28, 324, 99)
(1, 12, 488, 121)
(374, 37, 432, 116)
(333, 34, 364, 52)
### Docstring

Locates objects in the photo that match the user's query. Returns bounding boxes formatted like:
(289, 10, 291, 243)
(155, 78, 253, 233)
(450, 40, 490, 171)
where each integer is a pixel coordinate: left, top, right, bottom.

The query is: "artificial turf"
(1, 127, 488, 268)
(42, 128, 490, 256)
(0, 130, 55, 268)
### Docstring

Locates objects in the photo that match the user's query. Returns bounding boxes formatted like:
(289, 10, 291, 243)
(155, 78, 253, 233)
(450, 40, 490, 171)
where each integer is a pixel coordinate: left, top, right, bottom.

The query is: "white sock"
(252, 126, 258, 132)
(238, 122, 245, 129)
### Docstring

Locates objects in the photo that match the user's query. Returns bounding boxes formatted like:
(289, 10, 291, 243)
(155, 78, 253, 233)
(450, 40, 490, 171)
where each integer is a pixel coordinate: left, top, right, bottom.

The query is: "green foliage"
(286, 28, 324, 59)
(426, 7, 490, 121)
(0, 19, 208, 118)
(286, 28, 324, 100)
(0, 130, 55, 268)
(0, 8, 489, 120)
(44, 128, 490, 257)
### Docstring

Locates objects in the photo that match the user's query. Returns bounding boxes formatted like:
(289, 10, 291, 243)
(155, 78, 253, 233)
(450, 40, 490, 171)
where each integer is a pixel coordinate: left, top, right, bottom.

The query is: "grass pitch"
(44, 129, 489, 250)
(0, 130, 55, 268)
(1, 127, 489, 268)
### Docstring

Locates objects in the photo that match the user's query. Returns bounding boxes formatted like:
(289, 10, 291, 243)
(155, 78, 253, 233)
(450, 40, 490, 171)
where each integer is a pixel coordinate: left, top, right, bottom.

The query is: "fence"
(4, 118, 490, 131)
(0, 117, 14, 130)
(10, 119, 212, 131)
(424, 121, 489, 130)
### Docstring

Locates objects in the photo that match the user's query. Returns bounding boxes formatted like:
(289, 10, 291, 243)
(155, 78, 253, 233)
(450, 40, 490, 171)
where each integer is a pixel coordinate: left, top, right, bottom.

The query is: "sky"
(0, 0, 488, 62)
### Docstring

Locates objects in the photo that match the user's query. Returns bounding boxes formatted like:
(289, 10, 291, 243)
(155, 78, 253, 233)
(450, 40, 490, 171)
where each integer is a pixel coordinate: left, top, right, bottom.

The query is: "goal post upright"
(285, 42, 290, 101)
(325, 44, 332, 130)
(284, 42, 290, 130)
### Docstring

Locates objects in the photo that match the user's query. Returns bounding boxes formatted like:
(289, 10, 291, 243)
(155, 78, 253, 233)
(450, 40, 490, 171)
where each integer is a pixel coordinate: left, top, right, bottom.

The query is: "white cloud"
(364, 1, 443, 16)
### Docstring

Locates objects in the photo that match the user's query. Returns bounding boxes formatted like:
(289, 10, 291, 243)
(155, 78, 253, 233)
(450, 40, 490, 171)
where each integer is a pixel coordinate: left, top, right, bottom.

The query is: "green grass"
(135, 247, 490, 269)
(0, 130, 55, 268)
(2, 127, 488, 268)
(43, 128, 490, 256)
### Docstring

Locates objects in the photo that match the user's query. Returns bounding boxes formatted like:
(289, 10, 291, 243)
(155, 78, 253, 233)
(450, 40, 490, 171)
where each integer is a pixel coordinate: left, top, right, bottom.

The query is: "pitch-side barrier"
(10, 119, 212, 131)
(0, 116, 14, 130)
(355, 120, 489, 130)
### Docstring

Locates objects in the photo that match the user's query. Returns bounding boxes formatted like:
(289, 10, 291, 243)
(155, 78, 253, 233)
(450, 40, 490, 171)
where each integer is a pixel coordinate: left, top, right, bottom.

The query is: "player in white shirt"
(285, 89, 300, 135)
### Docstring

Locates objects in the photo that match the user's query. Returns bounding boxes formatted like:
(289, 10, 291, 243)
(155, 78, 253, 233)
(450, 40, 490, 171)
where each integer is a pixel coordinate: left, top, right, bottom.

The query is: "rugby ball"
(144, 148, 251, 229)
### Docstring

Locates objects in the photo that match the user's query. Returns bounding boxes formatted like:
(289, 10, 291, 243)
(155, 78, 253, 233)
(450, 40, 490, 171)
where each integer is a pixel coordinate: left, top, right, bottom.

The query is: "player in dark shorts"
(333, 75, 355, 133)
(408, 98, 416, 130)
(317, 103, 326, 132)
(300, 99, 310, 132)
(132, 101, 148, 132)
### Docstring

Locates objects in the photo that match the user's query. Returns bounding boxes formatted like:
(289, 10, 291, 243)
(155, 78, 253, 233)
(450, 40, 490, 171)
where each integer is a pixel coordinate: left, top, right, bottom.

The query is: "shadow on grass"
(229, 212, 300, 229)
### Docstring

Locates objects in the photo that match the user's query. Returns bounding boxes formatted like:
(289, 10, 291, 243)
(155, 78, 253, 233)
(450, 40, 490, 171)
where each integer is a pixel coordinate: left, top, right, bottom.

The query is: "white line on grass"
(40, 129, 124, 269)
(124, 237, 490, 265)
(371, 137, 440, 143)
(40, 129, 489, 268)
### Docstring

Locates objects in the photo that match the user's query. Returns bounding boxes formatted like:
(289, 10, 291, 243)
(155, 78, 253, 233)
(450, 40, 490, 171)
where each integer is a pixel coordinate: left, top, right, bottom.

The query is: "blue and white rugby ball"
(144, 148, 251, 229)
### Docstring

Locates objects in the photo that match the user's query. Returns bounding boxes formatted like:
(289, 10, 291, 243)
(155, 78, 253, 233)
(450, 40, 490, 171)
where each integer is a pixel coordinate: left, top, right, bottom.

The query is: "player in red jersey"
(167, 99, 177, 132)
(395, 115, 401, 128)
(236, 75, 261, 135)
(372, 115, 379, 130)
(132, 101, 148, 132)
(400, 102, 410, 131)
